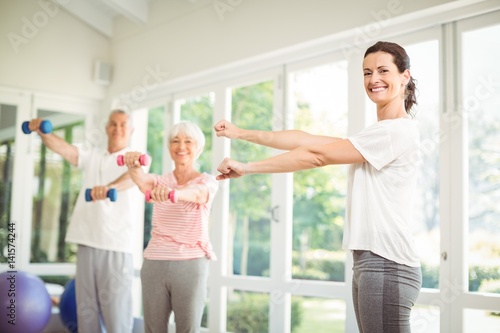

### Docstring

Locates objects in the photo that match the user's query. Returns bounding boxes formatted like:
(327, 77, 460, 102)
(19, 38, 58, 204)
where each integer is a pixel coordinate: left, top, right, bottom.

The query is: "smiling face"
(169, 133, 198, 167)
(106, 111, 133, 153)
(363, 51, 410, 111)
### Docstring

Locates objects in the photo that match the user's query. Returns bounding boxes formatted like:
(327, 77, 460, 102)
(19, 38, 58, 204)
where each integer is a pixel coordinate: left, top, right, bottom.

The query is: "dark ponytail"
(405, 76, 418, 116)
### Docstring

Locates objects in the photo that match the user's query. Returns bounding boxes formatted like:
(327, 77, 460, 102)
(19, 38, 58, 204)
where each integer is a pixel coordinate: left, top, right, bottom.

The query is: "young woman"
(214, 41, 422, 332)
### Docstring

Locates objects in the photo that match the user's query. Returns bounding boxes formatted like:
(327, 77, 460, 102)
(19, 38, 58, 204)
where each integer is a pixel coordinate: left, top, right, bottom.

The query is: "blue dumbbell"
(22, 120, 53, 134)
(85, 188, 117, 202)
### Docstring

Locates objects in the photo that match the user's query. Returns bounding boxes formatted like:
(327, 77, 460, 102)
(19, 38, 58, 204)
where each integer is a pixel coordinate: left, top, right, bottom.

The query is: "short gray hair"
(169, 121, 205, 159)
(108, 109, 134, 128)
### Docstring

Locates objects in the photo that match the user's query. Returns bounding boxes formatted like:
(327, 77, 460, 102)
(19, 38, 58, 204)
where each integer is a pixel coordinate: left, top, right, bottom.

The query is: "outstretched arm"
(106, 172, 135, 191)
(147, 183, 209, 204)
(122, 152, 209, 204)
(214, 119, 342, 151)
(87, 154, 148, 201)
(28, 118, 79, 167)
(121, 152, 155, 193)
(87, 172, 135, 201)
(217, 138, 365, 180)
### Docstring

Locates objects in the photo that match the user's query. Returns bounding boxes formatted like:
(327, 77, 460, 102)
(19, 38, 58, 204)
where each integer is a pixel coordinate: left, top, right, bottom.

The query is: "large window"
(0, 93, 97, 286)
(405, 40, 441, 289)
(228, 81, 274, 278)
(462, 17, 500, 332)
(462, 22, 500, 295)
(287, 60, 349, 332)
(289, 61, 348, 285)
(30, 110, 84, 264)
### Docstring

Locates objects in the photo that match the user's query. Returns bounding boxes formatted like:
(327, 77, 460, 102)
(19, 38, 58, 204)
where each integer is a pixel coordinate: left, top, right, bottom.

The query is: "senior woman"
(122, 121, 219, 333)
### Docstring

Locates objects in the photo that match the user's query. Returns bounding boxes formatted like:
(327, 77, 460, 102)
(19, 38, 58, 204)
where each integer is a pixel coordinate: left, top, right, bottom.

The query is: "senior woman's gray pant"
(141, 257, 209, 333)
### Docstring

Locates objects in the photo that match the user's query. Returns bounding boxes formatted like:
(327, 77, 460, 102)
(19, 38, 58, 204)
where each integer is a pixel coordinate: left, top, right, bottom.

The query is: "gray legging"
(141, 257, 209, 333)
(352, 250, 422, 333)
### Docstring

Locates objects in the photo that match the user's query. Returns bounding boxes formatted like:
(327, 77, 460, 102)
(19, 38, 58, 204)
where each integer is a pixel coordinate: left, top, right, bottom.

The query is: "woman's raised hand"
(148, 185, 171, 202)
(122, 151, 144, 168)
(214, 120, 241, 139)
(216, 157, 247, 180)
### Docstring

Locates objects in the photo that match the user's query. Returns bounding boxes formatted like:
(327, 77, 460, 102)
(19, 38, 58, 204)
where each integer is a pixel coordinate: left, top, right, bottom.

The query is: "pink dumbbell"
(145, 190, 152, 203)
(116, 154, 150, 166)
(144, 189, 176, 203)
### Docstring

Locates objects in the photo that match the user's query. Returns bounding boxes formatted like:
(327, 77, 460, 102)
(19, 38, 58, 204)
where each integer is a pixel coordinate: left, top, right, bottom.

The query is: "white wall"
(107, 0, 455, 101)
(0, 0, 463, 111)
(0, 0, 110, 102)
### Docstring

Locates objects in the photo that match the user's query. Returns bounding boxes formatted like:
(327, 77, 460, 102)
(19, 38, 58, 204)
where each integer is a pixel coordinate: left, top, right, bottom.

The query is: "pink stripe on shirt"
(144, 172, 218, 261)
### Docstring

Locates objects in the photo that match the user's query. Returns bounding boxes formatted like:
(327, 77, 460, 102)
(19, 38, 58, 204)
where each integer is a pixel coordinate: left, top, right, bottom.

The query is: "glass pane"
(0, 104, 17, 264)
(30, 110, 84, 263)
(464, 309, 500, 333)
(411, 304, 440, 333)
(179, 93, 215, 174)
(404, 40, 441, 289)
(230, 81, 273, 277)
(292, 296, 345, 332)
(227, 290, 269, 332)
(289, 61, 348, 282)
(463, 24, 500, 293)
(144, 106, 165, 249)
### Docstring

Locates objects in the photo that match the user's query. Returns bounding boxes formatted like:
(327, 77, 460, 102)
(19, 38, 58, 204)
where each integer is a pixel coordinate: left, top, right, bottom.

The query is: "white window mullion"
(269, 69, 293, 333)
(344, 50, 367, 333)
(208, 85, 231, 333)
(441, 21, 468, 333)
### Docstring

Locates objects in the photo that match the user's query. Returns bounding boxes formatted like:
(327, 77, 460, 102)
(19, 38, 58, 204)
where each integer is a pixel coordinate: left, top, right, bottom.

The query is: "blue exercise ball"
(59, 278, 78, 332)
(0, 270, 52, 333)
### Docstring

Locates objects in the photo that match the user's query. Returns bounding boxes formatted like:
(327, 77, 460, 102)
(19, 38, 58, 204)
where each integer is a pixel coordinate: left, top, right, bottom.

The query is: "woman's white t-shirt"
(344, 118, 421, 267)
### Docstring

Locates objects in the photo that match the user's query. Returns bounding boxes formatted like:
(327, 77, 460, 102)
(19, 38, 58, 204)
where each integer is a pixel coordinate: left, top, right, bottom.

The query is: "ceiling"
(59, 0, 150, 38)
